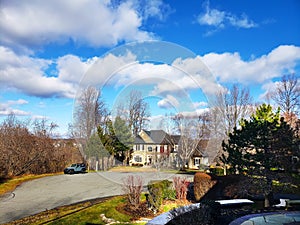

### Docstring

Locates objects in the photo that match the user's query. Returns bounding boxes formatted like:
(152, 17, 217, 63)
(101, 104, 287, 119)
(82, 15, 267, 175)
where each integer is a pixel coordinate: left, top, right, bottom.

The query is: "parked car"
(64, 163, 87, 174)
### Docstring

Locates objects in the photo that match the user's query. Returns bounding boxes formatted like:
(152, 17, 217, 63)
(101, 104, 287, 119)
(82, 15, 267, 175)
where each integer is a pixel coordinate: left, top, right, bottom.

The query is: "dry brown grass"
(109, 166, 158, 172)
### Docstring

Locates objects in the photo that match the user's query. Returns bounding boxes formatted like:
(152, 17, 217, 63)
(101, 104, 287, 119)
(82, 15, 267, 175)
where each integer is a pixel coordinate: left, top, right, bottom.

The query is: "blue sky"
(0, 0, 299, 136)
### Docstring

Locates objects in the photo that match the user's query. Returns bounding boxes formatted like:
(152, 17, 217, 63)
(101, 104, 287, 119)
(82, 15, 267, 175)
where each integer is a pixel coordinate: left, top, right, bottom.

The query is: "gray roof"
(134, 130, 179, 145)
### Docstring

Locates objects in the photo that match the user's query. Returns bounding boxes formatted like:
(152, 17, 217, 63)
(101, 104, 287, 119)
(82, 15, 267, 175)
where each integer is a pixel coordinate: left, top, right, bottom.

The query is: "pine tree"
(221, 104, 297, 207)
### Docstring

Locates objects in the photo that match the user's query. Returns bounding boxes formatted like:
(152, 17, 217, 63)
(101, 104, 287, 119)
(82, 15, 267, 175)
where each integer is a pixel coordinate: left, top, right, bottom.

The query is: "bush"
(173, 177, 189, 200)
(147, 181, 164, 213)
(193, 172, 216, 202)
(147, 180, 175, 213)
(209, 167, 225, 176)
(122, 175, 143, 209)
(161, 180, 176, 200)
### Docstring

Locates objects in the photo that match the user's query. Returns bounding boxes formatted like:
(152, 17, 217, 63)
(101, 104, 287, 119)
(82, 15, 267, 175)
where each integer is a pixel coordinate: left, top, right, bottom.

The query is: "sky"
(0, 0, 300, 137)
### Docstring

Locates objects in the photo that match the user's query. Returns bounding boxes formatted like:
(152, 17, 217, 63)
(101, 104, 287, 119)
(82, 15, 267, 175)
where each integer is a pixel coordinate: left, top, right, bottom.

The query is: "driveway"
(0, 171, 192, 224)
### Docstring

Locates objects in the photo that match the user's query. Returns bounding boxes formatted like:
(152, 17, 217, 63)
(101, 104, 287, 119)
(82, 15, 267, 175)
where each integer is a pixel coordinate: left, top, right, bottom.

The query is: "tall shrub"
(122, 175, 143, 208)
(173, 176, 189, 200)
(193, 172, 216, 202)
(147, 180, 175, 213)
(147, 181, 163, 213)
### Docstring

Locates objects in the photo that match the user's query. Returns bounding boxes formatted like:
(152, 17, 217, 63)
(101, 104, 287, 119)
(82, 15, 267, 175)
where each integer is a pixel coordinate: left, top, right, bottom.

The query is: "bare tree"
(210, 84, 253, 136)
(0, 114, 75, 178)
(173, 112, 210, 170)
(73, 86, 109, 140)
(208, 84, 253, 164)
(32, 117, 58, 138)
(271, 74, 300, 118)
(118, 90, 150, 136)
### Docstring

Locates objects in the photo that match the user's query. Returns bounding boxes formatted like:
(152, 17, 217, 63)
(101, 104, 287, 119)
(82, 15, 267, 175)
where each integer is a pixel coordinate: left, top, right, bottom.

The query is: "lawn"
(47, 196, 133, 225)
(6, 196, 144, 225)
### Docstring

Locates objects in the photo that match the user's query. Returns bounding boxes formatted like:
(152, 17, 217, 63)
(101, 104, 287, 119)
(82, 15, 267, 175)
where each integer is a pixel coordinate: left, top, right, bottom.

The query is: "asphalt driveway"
(0, 171, 192, 224)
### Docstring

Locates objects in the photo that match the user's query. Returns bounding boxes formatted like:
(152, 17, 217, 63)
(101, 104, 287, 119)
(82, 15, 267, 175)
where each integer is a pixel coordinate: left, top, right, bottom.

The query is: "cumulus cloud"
(157, 95, 180, 109)
(197, 1, 257, 35)
(0, 99, 30, 116)
(0, 0, 155, 52)
(1, 44, 299, 103)
(81, 52, 137, 87)
(57, 54, 97, 84)
(0, 46, 78, 98)
(201, 45, 300, 84)
(0, 45, 137, 99)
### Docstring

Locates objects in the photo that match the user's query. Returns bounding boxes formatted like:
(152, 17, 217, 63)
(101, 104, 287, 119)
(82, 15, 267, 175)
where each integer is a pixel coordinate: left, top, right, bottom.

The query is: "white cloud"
(201, 45, 300, 84)
(197, 1, 257, 34)
(0, 99, 30, 116)
(110, 57, 218, 100)
(57, 54, 96, 84)
(0, 45, 137, 99)
(260, 77, 300, 102)
(157, 95, 180, 109)
(0, 0, 154, 52)
(198, 5, 225, 27)
(2, 44, 299, 104)
(0, 46, 77, 98)
(228, 13, 257, 28)
(193, 101, 208, 108)
(81, 52, 137, 87)
(138, 0, 173, 21)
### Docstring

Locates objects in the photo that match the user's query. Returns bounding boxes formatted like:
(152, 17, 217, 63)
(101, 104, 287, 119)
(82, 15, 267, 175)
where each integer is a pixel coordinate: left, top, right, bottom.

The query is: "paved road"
(0, 171, 192, 224)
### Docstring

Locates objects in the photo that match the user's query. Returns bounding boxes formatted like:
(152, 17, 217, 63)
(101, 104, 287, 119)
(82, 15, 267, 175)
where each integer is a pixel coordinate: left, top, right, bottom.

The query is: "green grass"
(7, 196, 147, 225)
(46, 196, 140, 225)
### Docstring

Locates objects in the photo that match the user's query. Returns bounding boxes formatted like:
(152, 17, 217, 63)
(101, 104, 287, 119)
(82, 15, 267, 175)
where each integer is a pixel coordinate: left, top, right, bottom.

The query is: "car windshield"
(71, 164, 77, 167)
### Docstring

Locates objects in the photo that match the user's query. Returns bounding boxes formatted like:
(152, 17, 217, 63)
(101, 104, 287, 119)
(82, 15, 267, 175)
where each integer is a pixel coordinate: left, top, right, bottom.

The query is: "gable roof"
(135, 130, 180, 145)
(191, 140, 209, 157)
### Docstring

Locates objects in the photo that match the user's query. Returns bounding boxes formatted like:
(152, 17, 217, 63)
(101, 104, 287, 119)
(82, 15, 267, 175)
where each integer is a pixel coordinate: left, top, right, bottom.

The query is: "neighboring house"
(188, 140, 209, 169)
(130, 129, 209, 168)
(130, 130, 177, 166)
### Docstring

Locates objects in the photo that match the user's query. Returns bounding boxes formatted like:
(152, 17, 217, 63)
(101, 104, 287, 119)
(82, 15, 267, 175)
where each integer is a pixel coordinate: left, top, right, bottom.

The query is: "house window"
(134, 155, 142, 162)
(148, 146, 152, 152)
(136, 145, 144, 151)
(194, 158, 200, 166)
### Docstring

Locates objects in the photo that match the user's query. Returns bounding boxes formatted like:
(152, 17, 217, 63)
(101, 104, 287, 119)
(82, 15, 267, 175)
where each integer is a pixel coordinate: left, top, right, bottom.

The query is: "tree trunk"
(264, 176, 274, 208)
(264, 191, 274, 208)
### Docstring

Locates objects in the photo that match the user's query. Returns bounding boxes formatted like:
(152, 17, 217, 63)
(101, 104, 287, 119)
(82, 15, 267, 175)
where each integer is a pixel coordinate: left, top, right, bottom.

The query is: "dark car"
(64, 163, 87, 174)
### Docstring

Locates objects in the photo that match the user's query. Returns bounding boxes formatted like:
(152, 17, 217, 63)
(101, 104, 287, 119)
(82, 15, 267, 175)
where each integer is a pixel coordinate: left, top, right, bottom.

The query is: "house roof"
(134, 135, 145, 144)
(135, 130, 180, 145)
(191, 140, 209, 157)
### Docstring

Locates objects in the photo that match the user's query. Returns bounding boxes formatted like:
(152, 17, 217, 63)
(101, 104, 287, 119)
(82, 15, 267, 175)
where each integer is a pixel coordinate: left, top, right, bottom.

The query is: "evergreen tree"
(221, 104, 297, 207)
(85, 133, 109, 159)
(96, 117, 133, 164)
(114, 116, 134, 163)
